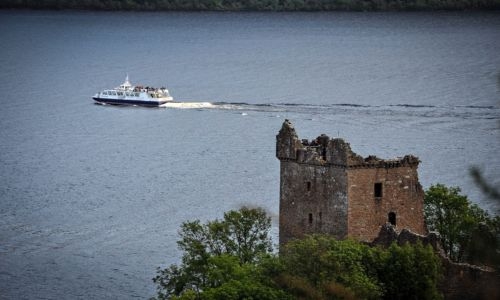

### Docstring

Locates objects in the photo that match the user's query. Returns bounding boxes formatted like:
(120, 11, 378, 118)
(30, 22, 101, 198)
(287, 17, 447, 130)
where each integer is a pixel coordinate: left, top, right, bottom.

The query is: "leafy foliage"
(376, 242, 443, 300)
(470, 167, 500, 211)
(153, 207, 279, 299)
(279, 235, 383, 299)
(154, 207, 444, 299)
(279, 235, 442, 300)
(424, 183, 500, 267)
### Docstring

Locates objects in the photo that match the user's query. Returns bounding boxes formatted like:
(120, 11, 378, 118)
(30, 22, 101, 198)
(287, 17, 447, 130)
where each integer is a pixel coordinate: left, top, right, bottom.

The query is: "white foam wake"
(160, 101, 215, 109)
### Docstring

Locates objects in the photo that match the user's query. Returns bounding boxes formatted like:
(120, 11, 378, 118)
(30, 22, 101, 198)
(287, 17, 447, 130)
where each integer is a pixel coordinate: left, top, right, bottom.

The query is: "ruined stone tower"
(276, 120, 426, 246)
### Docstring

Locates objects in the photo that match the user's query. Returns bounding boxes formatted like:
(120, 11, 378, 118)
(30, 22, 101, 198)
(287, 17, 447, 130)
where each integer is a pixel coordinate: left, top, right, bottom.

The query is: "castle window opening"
(319, 212, 322, 221)
(306, 181, 311, 192)
(388, 212, 396, 226)
(374, 182, 383, 198)
(308, 213, 313, 224)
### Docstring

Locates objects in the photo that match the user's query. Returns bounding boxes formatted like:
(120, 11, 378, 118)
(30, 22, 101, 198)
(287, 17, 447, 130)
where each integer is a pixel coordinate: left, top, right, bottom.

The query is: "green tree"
(154, 207, 445, 299)
(377, 242, 443, 300)
(279, 235, 383, 299)
(278, 235, 443, 300)
(424, 183, 500, 265)
(153, 207, 279, 299)
(198, 255, 290, 300)
(466, 215, 500, 269)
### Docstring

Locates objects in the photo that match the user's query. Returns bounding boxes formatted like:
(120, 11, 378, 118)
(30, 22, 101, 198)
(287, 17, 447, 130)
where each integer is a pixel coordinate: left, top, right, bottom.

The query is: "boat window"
(103, 91, 108, 95)
(134, 93, 139, 97)
(117, 92, 123, 96)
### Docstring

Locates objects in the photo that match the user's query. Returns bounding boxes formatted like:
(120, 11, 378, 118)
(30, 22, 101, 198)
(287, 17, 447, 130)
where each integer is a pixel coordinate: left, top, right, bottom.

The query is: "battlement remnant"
(277, 120, 426, 246)
(277, 119, 420, 168)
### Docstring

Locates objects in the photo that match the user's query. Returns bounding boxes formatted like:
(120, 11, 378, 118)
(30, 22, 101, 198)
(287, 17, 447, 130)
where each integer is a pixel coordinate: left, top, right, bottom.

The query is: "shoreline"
(2, 1, 500, 12)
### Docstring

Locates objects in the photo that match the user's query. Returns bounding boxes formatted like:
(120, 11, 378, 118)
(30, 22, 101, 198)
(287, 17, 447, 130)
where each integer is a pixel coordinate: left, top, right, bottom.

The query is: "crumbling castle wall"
(278, 162, 348, 246)
(277, 119, 426, 245)
(346, 157, 426, 242)
(372, 224, 499, 300)
(277, 120, 348, 246)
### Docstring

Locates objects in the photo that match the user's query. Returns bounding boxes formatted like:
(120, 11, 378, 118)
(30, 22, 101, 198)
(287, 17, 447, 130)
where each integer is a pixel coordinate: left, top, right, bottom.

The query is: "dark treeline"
(2, 0, 500, 11)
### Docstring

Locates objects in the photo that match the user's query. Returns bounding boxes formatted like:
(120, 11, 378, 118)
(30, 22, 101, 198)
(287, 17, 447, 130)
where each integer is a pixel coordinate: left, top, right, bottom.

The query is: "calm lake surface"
(0, 10, 499, 299)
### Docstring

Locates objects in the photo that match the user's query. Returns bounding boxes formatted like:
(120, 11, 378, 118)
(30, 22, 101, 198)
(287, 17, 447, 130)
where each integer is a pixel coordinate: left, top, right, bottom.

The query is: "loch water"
(0, 11, 499, 299)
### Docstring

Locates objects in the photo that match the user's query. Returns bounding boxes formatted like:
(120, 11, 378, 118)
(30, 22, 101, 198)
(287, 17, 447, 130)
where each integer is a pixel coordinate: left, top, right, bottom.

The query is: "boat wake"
(160, 101, 500, 121)
(160, 102, 215, 109)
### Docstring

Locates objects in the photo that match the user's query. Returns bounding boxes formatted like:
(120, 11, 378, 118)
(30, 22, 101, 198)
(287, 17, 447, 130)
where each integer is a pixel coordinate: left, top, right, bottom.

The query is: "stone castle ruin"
(276, 119, 426, 246)
(276, 120, 499, 299)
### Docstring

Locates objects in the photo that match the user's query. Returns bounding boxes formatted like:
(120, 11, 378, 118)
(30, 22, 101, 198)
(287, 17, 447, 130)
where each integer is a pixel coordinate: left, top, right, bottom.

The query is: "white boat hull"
(92, 96, 172, 107)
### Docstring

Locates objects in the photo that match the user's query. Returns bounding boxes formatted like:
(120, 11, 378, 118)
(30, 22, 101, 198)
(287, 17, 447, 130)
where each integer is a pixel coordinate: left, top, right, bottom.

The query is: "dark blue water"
(0, 11, 499, 299)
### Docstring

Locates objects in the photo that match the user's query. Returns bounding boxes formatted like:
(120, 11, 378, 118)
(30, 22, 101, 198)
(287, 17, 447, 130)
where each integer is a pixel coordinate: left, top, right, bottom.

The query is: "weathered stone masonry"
(372, 224, 499, 300)
(276, 120, 498, 299)
(276, 120, 426, 246)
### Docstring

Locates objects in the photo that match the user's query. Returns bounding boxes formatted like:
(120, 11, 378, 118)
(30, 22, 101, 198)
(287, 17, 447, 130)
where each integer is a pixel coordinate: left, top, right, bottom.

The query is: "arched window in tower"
(308, 213, 313, 224)
(388, 212, 396, 226)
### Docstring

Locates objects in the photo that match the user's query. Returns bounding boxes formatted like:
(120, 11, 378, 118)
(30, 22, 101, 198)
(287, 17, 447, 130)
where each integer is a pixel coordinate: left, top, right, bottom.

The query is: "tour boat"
(93, 75, 173, 107)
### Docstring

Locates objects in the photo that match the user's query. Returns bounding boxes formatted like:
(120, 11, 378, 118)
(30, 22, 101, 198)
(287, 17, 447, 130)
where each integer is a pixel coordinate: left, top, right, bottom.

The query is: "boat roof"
(118, 74, 133, 90)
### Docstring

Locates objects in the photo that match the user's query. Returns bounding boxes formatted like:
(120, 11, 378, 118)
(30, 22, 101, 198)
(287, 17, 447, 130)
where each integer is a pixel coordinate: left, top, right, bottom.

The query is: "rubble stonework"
(372, 224, 500, 300)
(276, 120, 426, 246)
